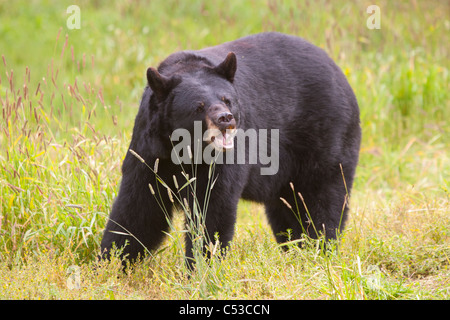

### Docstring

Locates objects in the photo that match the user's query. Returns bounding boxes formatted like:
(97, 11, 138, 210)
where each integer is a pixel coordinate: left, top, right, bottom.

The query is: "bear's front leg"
(184, 202, 237, 271)
(182, 164, 242, 270)
(100, 153, 174, 264)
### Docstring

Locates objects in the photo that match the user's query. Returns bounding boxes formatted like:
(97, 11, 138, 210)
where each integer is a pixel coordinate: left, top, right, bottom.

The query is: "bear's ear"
(214, 52, 237, 83)
(146, 67, 177, 101)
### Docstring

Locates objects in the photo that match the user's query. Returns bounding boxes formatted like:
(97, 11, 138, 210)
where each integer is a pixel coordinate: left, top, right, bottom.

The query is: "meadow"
(0, 0, 448, 300)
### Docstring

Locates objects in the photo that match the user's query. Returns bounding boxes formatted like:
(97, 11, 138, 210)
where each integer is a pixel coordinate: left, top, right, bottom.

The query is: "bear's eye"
(222, 97, 231, 107)
(195, 102, 205, 113)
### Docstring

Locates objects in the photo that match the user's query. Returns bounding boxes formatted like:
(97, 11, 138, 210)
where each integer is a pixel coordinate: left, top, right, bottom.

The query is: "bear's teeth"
(212, 132, 234, 150)
(222, 133, 234, 149)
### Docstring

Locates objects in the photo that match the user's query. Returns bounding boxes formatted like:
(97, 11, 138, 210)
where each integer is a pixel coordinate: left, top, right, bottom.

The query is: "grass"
(0, 0, 449, 299)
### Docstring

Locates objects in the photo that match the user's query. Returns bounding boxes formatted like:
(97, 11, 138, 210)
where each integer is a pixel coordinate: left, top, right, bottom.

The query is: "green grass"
(0, 0, 449, 299)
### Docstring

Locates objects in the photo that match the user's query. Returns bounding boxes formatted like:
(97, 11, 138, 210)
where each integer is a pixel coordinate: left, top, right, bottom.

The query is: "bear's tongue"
(214, 132, 234, 149)
(222, 133, 233, 149)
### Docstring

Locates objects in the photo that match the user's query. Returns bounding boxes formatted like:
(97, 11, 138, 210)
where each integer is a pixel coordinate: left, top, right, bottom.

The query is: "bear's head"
(145, 52, 240, 159)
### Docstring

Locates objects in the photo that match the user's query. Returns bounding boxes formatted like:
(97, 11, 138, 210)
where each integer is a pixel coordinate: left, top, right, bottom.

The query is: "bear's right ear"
(214, 52, 237, 83)
(146, 67, 177, 101)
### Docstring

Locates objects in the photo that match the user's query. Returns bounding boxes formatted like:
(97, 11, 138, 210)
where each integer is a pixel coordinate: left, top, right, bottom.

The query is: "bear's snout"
(217, 112, 236, 130)
(208, 104, 236, 132)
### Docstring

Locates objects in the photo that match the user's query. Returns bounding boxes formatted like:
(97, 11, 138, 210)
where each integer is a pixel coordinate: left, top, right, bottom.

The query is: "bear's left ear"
(146, 67, 178, 101)
(214, 52, 237, 83)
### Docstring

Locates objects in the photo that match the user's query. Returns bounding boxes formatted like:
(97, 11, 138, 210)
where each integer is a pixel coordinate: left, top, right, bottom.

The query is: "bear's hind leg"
(264, 179, 349, 247)
(264, 200, 307, 246)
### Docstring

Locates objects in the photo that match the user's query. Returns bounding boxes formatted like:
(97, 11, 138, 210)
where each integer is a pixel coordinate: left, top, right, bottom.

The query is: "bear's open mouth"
(211, 130, 235, 150)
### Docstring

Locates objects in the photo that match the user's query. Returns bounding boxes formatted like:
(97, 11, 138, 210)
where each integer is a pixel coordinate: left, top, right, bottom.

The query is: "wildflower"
(280, 197, 292, 210)
(167, 188, 174, 203)
(148, 183, 155, 195)
(129, 149, 145, 163)
(173, 175, 179, 190)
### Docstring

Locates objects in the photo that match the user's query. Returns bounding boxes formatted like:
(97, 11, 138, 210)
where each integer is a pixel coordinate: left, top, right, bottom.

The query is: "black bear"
(100, 32, 361, 267)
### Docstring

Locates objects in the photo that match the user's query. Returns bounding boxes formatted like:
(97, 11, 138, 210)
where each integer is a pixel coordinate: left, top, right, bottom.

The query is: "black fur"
(100, 32, 361, 266)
